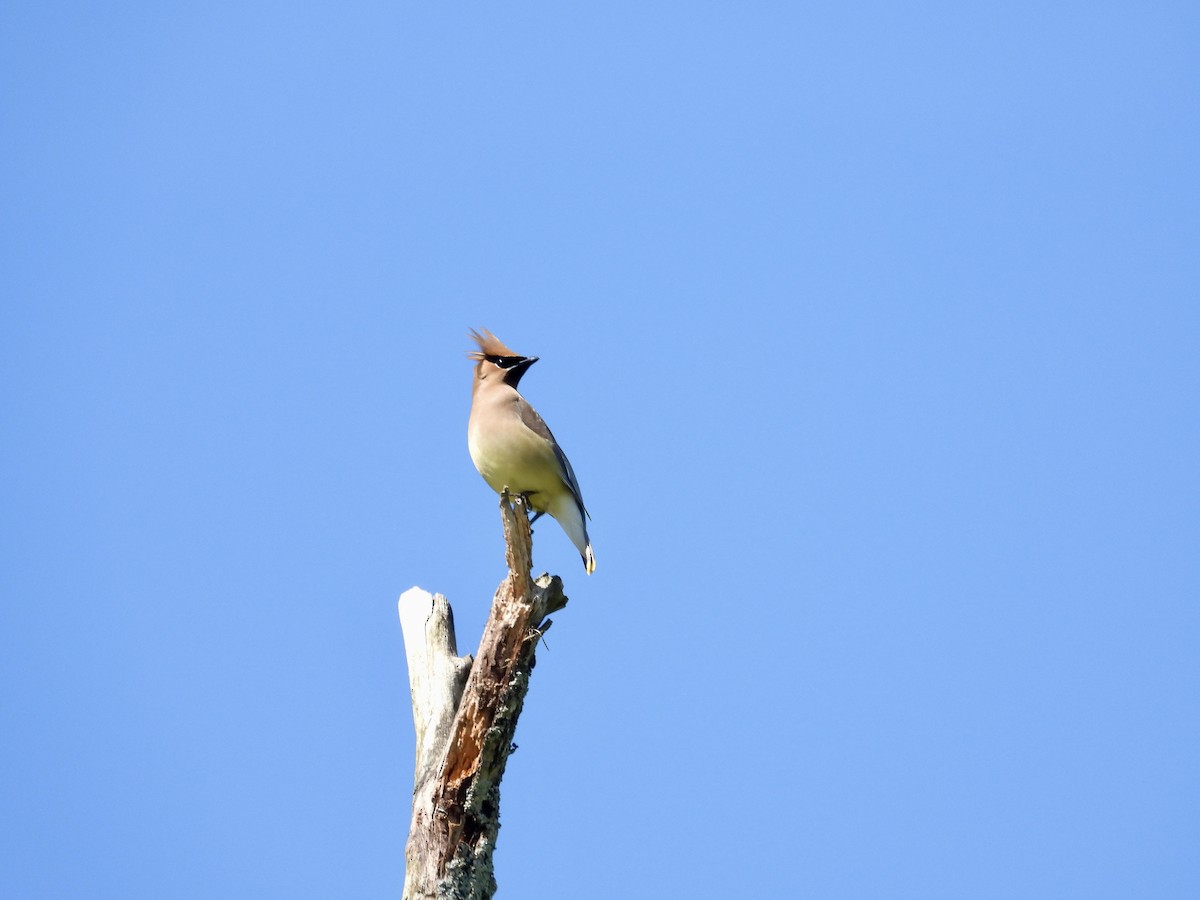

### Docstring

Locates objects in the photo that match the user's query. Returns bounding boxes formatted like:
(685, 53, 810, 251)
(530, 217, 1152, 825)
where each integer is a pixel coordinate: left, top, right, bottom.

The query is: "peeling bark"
(399, 493, 567, 899)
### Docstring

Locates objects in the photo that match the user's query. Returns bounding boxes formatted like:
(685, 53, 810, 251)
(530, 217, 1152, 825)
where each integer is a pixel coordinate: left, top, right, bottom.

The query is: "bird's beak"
(504, 355, 538, 386)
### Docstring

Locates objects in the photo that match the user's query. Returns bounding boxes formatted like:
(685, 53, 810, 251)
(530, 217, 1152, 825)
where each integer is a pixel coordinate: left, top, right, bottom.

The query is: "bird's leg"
(517, 491, 545, 525)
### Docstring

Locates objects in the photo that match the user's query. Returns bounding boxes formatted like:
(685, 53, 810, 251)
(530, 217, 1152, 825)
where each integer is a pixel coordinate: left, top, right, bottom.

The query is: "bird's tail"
(549, 495, 595, 575)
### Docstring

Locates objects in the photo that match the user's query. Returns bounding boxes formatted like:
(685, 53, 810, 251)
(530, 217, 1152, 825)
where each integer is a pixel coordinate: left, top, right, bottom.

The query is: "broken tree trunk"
(398, 492, 568, 900)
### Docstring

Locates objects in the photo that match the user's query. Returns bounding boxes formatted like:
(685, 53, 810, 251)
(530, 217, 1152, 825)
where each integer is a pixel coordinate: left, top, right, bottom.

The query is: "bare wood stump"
(399, 492, 568, 900)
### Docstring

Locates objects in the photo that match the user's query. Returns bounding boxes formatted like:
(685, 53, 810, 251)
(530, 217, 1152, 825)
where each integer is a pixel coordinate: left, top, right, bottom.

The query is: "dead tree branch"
(399, 492, 567, 899)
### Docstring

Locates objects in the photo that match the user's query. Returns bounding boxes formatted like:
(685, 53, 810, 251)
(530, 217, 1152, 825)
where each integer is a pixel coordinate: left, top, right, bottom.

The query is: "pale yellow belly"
(468, 421, 563, 512)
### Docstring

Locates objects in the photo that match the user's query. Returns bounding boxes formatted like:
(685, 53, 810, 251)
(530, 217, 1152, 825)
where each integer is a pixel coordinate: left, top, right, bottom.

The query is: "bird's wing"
(517, 401, 590, 519)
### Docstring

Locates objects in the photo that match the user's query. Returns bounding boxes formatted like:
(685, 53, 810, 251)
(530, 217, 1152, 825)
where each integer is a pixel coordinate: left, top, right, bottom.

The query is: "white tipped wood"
(398, 588, 473, 780)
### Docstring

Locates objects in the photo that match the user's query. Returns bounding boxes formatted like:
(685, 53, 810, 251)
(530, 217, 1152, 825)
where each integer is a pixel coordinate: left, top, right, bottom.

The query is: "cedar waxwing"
(467, 328, 596, 574)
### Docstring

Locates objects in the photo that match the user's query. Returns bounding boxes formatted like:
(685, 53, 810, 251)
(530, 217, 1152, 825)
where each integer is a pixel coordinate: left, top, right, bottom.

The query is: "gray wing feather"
(551, 441, 590, 520)
(518, 401, 590, 519)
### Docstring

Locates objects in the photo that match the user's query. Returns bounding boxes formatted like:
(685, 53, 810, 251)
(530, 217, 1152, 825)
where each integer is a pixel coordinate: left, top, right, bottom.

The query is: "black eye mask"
(485, 354, 527, 369)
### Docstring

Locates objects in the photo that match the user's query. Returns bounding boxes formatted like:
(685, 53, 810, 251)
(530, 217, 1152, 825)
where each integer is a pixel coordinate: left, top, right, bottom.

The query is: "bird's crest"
(467, 328, 519, 361)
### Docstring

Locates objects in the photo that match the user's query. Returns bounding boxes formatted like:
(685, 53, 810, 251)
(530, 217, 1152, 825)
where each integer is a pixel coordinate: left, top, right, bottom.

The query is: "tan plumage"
(467, 329, 595, 574)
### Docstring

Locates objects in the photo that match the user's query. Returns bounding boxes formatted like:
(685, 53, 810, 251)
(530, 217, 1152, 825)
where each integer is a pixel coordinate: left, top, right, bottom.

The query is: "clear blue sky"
(2, 3, 1197, 898)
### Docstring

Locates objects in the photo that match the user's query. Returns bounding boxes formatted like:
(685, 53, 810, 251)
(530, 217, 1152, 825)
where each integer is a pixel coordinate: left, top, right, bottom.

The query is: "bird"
(467, 328, 595, 574)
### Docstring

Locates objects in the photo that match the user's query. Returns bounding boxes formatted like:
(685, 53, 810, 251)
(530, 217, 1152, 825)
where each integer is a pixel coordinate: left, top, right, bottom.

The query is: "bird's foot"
(513, 491, 544, 524)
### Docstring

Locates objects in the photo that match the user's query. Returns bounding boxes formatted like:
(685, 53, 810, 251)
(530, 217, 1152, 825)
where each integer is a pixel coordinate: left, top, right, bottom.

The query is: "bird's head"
(468, 328, 538, 388)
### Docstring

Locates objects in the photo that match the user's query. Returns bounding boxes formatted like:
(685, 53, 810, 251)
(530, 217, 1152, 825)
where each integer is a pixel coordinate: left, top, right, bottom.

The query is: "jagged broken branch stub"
(399, 491, 568, 900)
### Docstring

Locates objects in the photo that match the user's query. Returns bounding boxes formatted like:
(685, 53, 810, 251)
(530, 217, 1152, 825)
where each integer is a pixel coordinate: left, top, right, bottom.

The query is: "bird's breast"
(468, 410, 563, 507)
